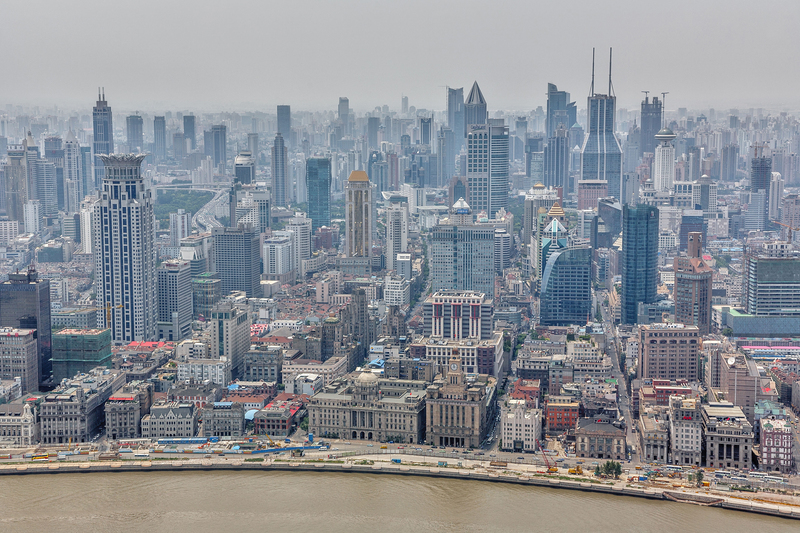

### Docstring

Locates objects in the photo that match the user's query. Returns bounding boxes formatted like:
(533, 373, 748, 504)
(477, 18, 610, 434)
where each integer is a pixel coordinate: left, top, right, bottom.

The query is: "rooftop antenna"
(590, 48, 595, 96)
(608, 48, 614, 96)
(661, 92, 669, 128)
(98, 87, 101, 100)
(642, 90, 649, 103)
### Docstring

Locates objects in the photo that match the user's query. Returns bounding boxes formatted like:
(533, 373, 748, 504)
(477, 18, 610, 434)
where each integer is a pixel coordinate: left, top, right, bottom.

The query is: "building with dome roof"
(307, 372, 428, 443)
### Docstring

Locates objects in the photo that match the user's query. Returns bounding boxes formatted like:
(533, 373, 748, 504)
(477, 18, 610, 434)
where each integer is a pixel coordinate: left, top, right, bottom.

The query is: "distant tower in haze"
(338, 97, 350, 135)
(652, 127, 676, 192)
(94, 154, 157, 344)
(546, 83, 577, 139)
(64, 129, 82, 213)
(153, 116, 167, 162)
(277, 105, 291, 146)
(750, 145, 772, 229)
(3, 144, 27, 223)
(544, 125, 570, 192)
(126, 115, 143, 152)
(234, 151, 255, 185)
(306, 156, 332, 232)
(367, 117, 380, 150)
(447, 87, 465, 147)
(580, 49, 623, 200)
(640, 94, 663, 157)
(92, 89, 114, 189)
(271, 133, 288, 207)
(401, 96, 409, 114)
(183, 115, 196, 150)
(210, 125, 227, 174)
(464, 81, 487, 131)
(466, 120, 509, 218)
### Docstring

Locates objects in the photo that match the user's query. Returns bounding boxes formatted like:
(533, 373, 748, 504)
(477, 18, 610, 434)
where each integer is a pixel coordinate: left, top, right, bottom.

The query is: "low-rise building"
(254, 398, 305, 437)
(669, 395, 703, 466)
(281, 356, 349, 387)
(575, 416, 626, 460)
(242, 345, 283, 382)
(308, 372, 427, 443)
(760, 418, 793, 473)
(408, 333, 504, 377)
(545, 395, 580, 435)
(176, 358, 231, 386)
(500, 401, 542, 452)
(638, 407, 670, 464)
(141, 401, 197, 439)
(202, 401, 245, 437)
(168, 382, 222, 409)
(104, 381, 153, 440)
(287, 373, 323, 396)
(51, 328, 113, 383)
(0, 402, 39, 446)
(703, 402, 753, 471)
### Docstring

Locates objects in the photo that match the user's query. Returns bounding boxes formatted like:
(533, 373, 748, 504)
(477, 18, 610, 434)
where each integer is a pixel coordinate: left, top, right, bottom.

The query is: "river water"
(0, 471, 796, 532)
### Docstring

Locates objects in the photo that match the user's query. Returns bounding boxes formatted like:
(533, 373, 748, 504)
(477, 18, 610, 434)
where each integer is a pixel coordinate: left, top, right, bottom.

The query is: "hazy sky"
(3, 0, 800, 114)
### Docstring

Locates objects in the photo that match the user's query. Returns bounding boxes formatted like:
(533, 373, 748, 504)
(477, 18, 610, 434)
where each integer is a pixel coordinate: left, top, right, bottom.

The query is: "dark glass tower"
(546, 83, 577, 139)
(622, 204, 659, 324)
(446, 87, 465, 147)
(540, 246, 592, 326)
(0, 267, 51, 388)
(183, 115, 196, 150)
(153, 116, 167, 162)
(277, 105, 291, 147)
(640, 95, 662, 157)
(751, 147, 772, 228)
(271, 133, 288, 207)
(211, 125, 227, 172)
(126, 115, 143, 152)
(306, 156, 332, 232)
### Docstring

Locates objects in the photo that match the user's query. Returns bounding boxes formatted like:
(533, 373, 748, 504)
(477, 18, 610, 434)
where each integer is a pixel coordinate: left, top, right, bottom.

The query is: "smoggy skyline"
(2, 0, 799, 113)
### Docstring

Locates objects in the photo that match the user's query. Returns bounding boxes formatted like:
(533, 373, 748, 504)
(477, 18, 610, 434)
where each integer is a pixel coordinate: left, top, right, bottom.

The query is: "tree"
(594, 465, 601, 476)
(696, 470, 704, 487)
(300, 417, 309, 432)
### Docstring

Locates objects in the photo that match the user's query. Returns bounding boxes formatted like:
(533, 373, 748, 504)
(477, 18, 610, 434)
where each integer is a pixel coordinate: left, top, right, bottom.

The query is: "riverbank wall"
(2, 460, 798, 520)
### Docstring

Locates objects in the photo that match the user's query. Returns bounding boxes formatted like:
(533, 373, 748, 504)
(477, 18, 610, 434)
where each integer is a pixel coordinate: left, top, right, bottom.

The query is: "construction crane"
(104, 303, 123, 324)
(772, 220, 800, 241)
(536, 439, 558, 473)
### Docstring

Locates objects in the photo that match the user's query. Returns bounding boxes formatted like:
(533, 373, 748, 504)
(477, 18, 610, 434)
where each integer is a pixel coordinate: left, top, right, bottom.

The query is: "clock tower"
(447, 348, 464, 386)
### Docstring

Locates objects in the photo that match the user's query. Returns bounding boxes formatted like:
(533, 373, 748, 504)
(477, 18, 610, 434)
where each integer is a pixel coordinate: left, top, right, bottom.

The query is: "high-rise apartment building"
(546, 83, 577, 139)
(640, 95, 662, 157)
(209, 301, 251, 379)
(385, 195, 409, 272)
(652, 128, 676, 192)
(306, 156, 331, 232)
(263, 236, 293, 277)
(126, 115, 143, 152)
(638, 323, 701, 381)
(94, 154, 157, 344)
(277, 105, 291, 146)
(183, 115, 196, 150)
(673, 232, 713, 335)
(92, 90, 114, 189)
(429, 198, 495, 298)
(622, 204, 659, 324)
(212, 224, 261, 297)
(271, 133, 288, 207)
(169, 209, 191, 248)
(0, 268, 51, 388)
(0, 328, 39, 393)
(3, 144, 27, 223)
(285, 212, 312, 278)
(464, 81, 487, 129)
(63, 130, 82, 213)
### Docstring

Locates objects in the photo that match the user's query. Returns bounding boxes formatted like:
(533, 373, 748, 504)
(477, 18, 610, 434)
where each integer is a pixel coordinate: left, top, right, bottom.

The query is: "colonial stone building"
(425, 350, 496, 448)
(703, 402, 753, 471)
(308, 372, 427, 444)
(575, 416, 626, 460)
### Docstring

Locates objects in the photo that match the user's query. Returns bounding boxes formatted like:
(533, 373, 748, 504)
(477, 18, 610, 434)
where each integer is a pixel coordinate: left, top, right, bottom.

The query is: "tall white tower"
(94, 154, 157, 343)
(385, 196, 409, 271)
(653, 127, 676, 192)
(63, 129, 82, 213)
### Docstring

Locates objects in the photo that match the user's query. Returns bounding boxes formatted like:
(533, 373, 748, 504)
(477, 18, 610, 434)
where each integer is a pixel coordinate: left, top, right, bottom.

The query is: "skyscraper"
(153, 116, 167, 162)
(126, 115, 143, 152)
(212, 224, 261, 297)
(652, 127, 676, 192)
(621, 204, 659, 324)
(183, 115, 196, 150)
(721, 144, 739, 182)
(94, 154, 157, 344)
(169, 209, 191, 248)
(429, 198, 495, 298)
(446, 87, 465, 147)
(466, 121, 508, 218)
(306, 156, 332, 232)
(210, 125, 227, 173)
(4, 143, 27, 223)
(338, 97, 350, 135)
(367, 116, 380, 150)
(673, 232, 713, 335)
(277, 105, 291, 146)
(271, 133, 288, 207)
(0, 267, 51, 388)
(385, 195, 409, 272)
(343, 171, 373, 274)
(157, 259, 193, 341)
(751, 146, 772, 228)
(580, 52, 623, 201)
(234, 151, 255, 184)
(284, 212, 312, 278)
(540, 246, 592, 326)
(464, 81, 487, 131)
(640, 95, 662, 157)
(544, 125, 570, 192)
(92, 89, 114, 189)
(63, 130, 82, 213)
(546, 83, 577, 139)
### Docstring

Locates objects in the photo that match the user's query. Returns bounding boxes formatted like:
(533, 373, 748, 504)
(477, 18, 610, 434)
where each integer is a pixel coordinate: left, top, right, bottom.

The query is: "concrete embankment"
(1, 460, 798, 520)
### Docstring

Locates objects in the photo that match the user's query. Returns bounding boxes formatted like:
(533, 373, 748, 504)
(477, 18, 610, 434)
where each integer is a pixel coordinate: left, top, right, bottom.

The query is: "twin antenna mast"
(589, 48, 614, 97)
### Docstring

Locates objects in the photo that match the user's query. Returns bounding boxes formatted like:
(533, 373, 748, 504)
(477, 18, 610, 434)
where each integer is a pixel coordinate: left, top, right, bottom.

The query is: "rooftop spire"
(608, 48, 614, 96)
(590, 48, 595, 96)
